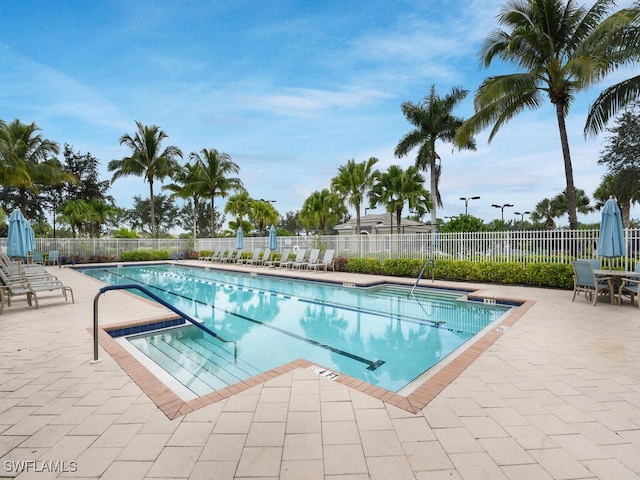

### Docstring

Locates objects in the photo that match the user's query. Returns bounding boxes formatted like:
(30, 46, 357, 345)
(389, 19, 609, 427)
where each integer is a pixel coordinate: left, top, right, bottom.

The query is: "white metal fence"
(1, 228, 636, 267)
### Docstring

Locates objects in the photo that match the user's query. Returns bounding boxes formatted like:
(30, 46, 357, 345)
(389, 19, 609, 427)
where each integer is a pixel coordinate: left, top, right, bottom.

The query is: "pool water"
(81, 264, 512, 395)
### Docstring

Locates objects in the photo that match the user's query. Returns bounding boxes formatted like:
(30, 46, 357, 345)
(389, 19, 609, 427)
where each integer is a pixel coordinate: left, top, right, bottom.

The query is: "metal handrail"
(92, 283, 237, 364)
(410, 258, 435, 295)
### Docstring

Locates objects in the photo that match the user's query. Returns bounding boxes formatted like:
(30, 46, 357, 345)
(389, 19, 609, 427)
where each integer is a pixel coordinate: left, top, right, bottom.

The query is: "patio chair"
(310, 249, 335, 271)
(618, 262, 640, 308)
(264, 248, 291, 268)
(31, 251, 44, 264)
(571, 260, 612, 306)
(281, 248, 306, 269)
(44, 251, 59, 266)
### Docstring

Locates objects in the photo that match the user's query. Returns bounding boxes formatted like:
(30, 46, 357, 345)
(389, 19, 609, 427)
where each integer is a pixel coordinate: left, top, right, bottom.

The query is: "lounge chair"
(281, 248, 306, 269)
(295, 248, 320, 269)
(310, 249, 335, 271)
(264, 248, 291, 268)
(249, 248, 271, 266)
(571, 260, 612, 306)
(223, 249, 243, 263)
(0, 268, 74, 313)
(238, 248, 262, 265)
(31, 251, 44, 264)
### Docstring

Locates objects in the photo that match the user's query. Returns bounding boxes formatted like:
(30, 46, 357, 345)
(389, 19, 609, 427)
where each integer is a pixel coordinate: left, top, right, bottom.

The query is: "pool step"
(128, 326, 261, 397)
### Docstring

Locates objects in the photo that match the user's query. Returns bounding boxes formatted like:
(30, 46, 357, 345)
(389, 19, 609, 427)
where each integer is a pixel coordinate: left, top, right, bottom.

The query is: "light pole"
(459, 196, 480, 215)
(514, 211, 531, 223)
(492, 203, 514, 221)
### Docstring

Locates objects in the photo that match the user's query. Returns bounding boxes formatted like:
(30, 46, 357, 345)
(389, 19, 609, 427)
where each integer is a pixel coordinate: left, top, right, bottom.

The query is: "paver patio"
(0, 261, 639, 479)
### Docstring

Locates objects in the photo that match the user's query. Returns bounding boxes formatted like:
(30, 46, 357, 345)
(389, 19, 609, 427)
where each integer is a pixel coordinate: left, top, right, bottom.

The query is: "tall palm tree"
(456, 0, 635, 229)
(163, 161, 205, 239)
(396, 85, 476, 229)
(330, 157, 379, 234)
(585, 2, 640, 136)
(108, 121, 183, 238)
(188, 148, 242, 237)
(369, 165, 428, 233)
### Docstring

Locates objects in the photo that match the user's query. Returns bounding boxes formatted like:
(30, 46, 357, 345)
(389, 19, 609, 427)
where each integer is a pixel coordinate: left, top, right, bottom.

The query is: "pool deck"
(1, 261, 639, 479)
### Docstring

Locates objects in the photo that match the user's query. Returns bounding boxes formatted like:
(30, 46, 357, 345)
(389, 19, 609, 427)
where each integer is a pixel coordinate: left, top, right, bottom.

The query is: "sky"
(1, 0, 639, 230)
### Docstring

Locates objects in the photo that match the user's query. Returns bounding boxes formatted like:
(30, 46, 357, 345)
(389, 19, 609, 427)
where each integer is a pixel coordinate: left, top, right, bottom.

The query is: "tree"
(585, 2, 640, 135)
(299, 189, 347, 235)
(164, 161, 206, 238)
(279, 210, 303, 236)
(552, 188, 594, 225)
(124, 194, 180, 237)
(531, 197, 564, 229)
(456, 0, 634, 229)
(188, 148, 242, 237)
(396, 85, 476, 228)
(440, 214, 487, 233)
(250, 200, 279, 235)
(330, 157, 379, 234)
(0, 119, 74, 219)
(594, 107, 640, 225)
(108, 121, 183, 238)
(369, 165, 429, 233)
(224, 191, 253, 225)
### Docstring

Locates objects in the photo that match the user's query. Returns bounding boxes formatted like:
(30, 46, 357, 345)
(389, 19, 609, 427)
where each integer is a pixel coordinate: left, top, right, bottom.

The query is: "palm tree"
(0, 119, 73, 216)
(369, 165, 429, 233)
(250, 200, 279, 235)
(108, 121, 183, 238)
(163, 161, 206, 239)
(330, 157, 379, 234)
(593, 172, 640, 226)
(585, 3, 640, 136)
(188, 148, 242, 237)
(530, 197, 563, 230)
(396, 85, 476, 229)
(299, 189, 346, 235)
(224, 190, 253, 225)
(456, 0, 635, 229)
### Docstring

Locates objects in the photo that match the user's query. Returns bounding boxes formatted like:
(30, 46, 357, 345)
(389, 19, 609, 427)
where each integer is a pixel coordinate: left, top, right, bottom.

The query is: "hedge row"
(344, 257, 573, 289)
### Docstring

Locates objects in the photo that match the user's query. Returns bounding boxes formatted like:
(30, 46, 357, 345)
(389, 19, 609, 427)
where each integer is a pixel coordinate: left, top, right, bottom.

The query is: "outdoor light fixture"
(459, 196, 480, 215)
(514, 211, 531, 223)
(492, 203, 514, 221)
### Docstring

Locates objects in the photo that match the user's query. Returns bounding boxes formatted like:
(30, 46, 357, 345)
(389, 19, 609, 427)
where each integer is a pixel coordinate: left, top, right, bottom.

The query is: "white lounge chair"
(311, 249, 335, 271)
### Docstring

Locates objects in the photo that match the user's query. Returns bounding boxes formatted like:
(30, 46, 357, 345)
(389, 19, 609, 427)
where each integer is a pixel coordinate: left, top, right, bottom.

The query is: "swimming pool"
(81, 263, 513, 396)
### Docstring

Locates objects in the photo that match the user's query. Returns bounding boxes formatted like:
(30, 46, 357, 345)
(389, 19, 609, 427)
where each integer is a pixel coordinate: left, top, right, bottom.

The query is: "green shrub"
(525, 262, 574, 289)
(120, 249, 171, 261)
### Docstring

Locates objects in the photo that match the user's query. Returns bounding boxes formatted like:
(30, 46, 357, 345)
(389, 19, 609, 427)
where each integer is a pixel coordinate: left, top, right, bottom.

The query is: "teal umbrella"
(598, 196, 626, 259)
(268, 225, 278, 250)
(235, 227, 244, 249)
(7, 209, 32, 258)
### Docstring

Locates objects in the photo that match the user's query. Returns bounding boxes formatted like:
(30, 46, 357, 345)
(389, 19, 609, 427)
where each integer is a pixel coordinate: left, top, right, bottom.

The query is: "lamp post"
(459, 196, 480, 215)
(514, 211, 531, 223)
(365, 207, 370, 216)
(491, 203, 514, 221)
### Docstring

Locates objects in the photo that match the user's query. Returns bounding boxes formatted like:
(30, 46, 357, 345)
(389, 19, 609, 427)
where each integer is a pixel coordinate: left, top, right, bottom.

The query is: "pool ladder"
(92, 284, 237, 364)
(411, 258, 435, 295)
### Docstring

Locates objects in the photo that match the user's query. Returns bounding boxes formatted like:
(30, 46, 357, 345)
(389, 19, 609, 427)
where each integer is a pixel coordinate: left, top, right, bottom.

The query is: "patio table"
(594, 269, 640, 305)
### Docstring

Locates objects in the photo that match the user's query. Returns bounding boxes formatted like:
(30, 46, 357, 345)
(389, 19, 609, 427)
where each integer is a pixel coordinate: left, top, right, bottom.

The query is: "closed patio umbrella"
(268, 225, 278, 250)
(7, 209, 32, 259)
(236, 227, 244, 250)
(598, 196, 626, 263)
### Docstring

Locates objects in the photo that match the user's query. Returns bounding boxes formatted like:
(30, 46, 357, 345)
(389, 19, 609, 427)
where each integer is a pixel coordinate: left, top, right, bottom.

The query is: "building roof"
(334, 214, 429, 231)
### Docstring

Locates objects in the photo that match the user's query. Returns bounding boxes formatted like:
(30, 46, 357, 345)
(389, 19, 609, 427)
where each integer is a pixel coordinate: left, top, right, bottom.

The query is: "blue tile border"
(107, 317, 186, 338)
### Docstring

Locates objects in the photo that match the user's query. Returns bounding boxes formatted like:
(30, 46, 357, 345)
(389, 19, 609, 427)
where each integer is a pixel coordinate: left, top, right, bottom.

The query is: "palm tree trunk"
(355, 203, 361, 235)
(149, 180, 157, 238)
(430, 162, 437, 232)
(210, 193, 216, 237)
(555, 103, 578, 229)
